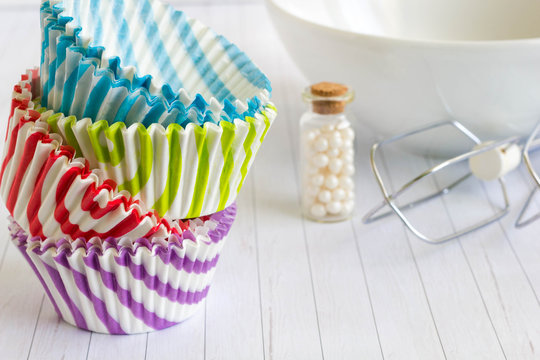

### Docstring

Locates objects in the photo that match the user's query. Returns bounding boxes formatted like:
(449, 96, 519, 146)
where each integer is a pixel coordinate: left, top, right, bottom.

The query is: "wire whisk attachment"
(363, 119, 538, 244)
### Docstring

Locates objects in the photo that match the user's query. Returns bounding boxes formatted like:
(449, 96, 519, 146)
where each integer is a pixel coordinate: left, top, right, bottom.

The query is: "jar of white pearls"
(301, 82, 355, 222)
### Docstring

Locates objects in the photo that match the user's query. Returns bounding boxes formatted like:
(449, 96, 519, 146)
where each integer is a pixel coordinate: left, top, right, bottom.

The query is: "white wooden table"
(0, 1, 539, 359)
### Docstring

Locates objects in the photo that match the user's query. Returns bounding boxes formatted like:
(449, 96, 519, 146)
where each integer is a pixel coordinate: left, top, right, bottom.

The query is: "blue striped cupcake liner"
(40, 0, 271, 128)
(41, 44, 265, 128)
(9, 202, 237, 334)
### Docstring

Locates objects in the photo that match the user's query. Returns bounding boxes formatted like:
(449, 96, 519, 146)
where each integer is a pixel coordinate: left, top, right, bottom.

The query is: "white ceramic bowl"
(267, 0, 540, 152)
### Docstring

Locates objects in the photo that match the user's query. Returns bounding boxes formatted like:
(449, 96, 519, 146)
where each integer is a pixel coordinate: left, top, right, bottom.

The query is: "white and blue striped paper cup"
(9, 203, 236, 334)
(40, 0, 271, 128)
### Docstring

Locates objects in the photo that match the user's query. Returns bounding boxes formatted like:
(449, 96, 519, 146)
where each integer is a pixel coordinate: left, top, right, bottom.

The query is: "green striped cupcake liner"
(37, 98, 276, 219)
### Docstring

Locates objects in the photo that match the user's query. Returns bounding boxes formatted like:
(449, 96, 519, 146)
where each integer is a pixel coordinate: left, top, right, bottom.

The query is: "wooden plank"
(414, 154, 540, 359)
(250, 121, 324, 359)
(204, 179, 265, 360)
(248, 84, 324, 359)
(503, 167, 540, 299)
(0, 10, 49, 360)
(87, 333, 148, 360)
(351, 140, 447, 359)
(0, 242, 46, 359)
(28, 301, 91, 360)
(472, 167, 540, 359)
(378, 147, 508, 359)
(0, 212, 10, 274)
(300, 219, 385, 359)
(247, 10, 327, 359)
(145, 305, 205, 360)
(394, 148, 540, 359)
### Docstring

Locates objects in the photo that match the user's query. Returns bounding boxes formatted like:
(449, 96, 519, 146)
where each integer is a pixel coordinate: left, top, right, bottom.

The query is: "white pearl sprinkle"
(343, 154, 354, 164)
(339, 176, 354, 189)
(303, 123, 355, 222)
(342, 164, 355, 176)
(306, 131, 318, 142)
(336, 120, 350, 130)
(325, 175, 339, 189)
(328, 158, 343, 174)
(310, 129, 321, 137)
(332, 188, 346, 201)
(312, 153, 329, 168)
(311, 174, 324, 187)
(327, 201, 342, 214)
(329, 136, 343, 149)
(318, 190, 332, 203)
(310, 203, 326, 218)
(327, 148, 340, 157)
(313, 137, 329, 152)
(322, 124, 336, 132)
(331, 130, 341, 138)
(341, 128, 354, 141)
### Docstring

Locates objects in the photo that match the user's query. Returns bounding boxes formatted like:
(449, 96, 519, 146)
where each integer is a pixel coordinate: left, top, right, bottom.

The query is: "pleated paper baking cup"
(1, 69, 185, 241)
(40, 0, 272, 126)
(41, 43, 268, 128)
(9, 202, 236, 334)
(16, 70, 275, 219)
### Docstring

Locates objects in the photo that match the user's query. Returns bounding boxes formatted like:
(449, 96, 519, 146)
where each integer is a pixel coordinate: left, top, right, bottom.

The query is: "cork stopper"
(311, 82, 348, 97)
(309, 82, 350, 115)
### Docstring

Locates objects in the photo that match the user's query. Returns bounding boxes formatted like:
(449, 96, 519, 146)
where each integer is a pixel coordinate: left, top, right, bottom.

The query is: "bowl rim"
(266, 0, 540, 47)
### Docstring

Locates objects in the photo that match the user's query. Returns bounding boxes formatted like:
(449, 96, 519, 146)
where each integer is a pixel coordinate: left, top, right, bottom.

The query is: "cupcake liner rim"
(8, 201, 236, 256)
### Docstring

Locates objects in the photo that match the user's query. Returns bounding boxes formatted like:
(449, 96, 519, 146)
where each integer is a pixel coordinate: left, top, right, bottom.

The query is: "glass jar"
(300, 82, 355, 222)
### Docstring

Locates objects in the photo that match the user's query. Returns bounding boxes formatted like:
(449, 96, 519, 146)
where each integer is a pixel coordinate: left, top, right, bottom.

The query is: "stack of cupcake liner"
(37, 0, 277, 219)
(2, 0, 274, 334)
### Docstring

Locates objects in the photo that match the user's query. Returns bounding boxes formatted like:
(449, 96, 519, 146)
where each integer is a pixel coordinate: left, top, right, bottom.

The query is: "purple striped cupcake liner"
(9, 203, 236, 334)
